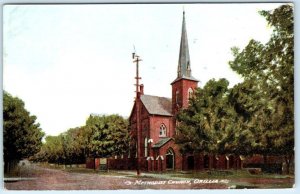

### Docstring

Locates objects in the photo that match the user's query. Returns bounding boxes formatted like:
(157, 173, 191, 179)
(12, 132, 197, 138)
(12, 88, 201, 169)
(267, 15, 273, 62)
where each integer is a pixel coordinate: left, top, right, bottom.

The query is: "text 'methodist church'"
(106, 11, 243, 171)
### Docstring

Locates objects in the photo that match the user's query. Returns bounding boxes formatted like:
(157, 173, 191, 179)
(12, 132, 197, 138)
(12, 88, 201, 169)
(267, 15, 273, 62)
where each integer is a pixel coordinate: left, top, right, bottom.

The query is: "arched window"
(175, 90, 179, 104)
(188, 88, 193, 100)
(159, 124, 167, 137)
(144, 137, 148, 157)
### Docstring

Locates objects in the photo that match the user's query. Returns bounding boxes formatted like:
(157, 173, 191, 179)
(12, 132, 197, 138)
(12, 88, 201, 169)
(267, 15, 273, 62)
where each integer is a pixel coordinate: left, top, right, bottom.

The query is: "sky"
(3, 3, 287, 136)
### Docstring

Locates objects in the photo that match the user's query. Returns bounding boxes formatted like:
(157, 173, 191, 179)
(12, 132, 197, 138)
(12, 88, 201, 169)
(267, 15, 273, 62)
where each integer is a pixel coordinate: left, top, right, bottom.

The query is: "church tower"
(171, 11, 199, 115)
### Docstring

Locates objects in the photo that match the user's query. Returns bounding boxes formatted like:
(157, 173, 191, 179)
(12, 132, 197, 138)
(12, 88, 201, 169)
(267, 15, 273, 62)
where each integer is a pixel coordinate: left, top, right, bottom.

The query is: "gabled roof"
(140, 95, 172, 116)
(152, 137, 173, 148)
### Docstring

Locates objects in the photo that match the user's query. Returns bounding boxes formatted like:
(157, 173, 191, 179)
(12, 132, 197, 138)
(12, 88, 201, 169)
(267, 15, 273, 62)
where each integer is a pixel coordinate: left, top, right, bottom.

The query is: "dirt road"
(4, 164, 227, 190)
(4, 163, 293, 190)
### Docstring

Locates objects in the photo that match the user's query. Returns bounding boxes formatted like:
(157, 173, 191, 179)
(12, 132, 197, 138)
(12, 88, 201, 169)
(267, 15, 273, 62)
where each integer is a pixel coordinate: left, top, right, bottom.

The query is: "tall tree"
(86, 114, 129, 158)
(229, 5, 294, 173)
(32, 129, 86, 165)
(32, 115, 129, 165)
(42, 135, 64, 164)
(3, 91, 44, 172)
(175, 79, 235, 156)
(227, 81, 266, 156)
(77, 126, 94, 158)
(62, 127, 86, 164)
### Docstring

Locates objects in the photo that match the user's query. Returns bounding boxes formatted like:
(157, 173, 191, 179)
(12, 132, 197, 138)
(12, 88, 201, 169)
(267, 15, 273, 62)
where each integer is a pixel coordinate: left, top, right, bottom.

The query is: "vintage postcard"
(3, 2, 294, 190)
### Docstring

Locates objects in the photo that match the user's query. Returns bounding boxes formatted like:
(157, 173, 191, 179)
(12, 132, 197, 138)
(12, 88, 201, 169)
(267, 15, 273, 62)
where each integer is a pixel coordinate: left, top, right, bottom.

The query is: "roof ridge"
(140, 94, 172, 116)
(142, 94, 171, 100)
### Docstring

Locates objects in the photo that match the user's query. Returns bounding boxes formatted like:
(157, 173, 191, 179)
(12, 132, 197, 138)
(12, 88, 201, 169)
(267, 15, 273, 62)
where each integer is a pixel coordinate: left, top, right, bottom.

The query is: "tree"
(33, 127, 88, 165)
(41, 135, 64, 164)
(32, 114, 129, 167)
(62, 127, 86, 164)
(77, 125, 94, 158)
(229, 5, 294, 173)
(227, 81, 266, 156)
(86, 114, 129, 158)
(175, 79, 235, 157)
(3, 91, 45, 172)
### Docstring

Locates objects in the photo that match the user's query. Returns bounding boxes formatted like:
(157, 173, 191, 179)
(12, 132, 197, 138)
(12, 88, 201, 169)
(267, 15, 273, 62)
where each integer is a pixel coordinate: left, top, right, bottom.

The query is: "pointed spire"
(171, 10, 198, 85)
(178, 10, 191, 78)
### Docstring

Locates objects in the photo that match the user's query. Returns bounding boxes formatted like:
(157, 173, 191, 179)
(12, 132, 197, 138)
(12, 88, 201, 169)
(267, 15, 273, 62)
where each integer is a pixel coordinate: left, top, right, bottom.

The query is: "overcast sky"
(3, 3, 287, 136)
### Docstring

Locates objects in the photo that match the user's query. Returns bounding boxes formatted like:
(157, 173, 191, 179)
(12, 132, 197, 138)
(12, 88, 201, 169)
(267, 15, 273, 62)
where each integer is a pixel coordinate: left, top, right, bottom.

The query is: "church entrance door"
(166, 149, 174, 170)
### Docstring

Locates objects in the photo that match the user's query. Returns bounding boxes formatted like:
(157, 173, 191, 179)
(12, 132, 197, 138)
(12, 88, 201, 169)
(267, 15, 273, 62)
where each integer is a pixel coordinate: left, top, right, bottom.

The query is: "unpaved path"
(4, 163, 293, 190)
(4, 164, 226, 190)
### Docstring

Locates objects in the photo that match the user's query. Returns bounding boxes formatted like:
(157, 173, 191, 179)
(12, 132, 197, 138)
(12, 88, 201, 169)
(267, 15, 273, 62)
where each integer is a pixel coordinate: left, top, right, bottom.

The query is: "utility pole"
(133, 51, 142, 176)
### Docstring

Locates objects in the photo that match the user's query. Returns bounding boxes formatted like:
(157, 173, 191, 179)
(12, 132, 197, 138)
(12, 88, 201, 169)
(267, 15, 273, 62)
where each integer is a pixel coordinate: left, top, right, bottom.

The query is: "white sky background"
(3, 3, 286, 136)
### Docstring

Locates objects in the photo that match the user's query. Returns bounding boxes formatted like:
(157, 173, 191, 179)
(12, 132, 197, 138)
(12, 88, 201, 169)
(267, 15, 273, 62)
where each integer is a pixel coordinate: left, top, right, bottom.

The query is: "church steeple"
(171, 10, 198, 114)
(178, 11, 192, 78)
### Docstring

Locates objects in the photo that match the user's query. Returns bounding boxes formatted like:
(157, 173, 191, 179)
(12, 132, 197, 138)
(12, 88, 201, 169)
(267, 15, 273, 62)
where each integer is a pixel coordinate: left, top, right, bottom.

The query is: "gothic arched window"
(159, 124, 167, 137)
(188, 88, 193, 100)
(176, 90, 179, 104)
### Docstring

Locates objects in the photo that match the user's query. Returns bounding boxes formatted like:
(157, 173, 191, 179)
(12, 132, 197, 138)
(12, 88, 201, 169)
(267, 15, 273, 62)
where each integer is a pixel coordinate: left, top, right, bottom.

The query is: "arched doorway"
(187, 156, 194, 170)
(166, 149, 175, 170)
(204, 155, 210, 169)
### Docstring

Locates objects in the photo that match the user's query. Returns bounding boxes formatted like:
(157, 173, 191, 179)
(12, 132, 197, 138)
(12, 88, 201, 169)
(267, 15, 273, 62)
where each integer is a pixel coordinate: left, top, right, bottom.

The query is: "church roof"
(152, 137, 173, 148)
(140, 95, 172, 116)
(171, 75, 199, 84)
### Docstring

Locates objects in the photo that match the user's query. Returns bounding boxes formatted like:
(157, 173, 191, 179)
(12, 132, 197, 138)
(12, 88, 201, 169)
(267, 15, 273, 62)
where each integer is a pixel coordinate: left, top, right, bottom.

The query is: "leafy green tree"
(37, 135, 64, 164)
(62, 127, 86, 164)
(3, 91, 45, 172)
(29, 143, 48, 162)
(227, 81, 266, 156)
(229, 5, 294, 173)
(86, 114, 129, 158)
(77, 126, 94, 158)
(32, 115, 129, 165)
(33, 128, 86, 165)
(175, 79, 235, 158)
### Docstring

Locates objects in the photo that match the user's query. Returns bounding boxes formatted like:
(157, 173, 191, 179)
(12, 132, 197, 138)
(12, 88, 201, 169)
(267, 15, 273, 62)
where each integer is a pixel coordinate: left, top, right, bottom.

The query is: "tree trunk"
(4, 161, 9, 174)
(284, 154, 293, 174)
(4, 160, 18, 174)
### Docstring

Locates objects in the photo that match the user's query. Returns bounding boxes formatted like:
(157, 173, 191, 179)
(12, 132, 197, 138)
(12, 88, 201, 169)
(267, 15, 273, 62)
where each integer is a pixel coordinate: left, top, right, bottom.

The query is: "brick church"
(87, 11, 288, 173)
(128, 11, 196, 171)
(123, 11, 242, 172)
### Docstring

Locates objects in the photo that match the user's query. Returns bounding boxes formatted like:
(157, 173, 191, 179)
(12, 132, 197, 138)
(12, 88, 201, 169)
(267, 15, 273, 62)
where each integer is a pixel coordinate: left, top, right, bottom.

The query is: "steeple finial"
(177, 10, 191, 78)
